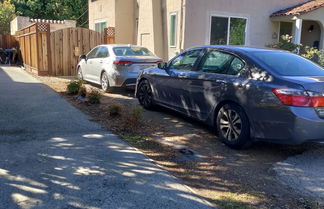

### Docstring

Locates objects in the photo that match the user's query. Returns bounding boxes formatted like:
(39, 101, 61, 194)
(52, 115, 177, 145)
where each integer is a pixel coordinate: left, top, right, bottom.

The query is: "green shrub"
(267, 35, 299, 52)
(67, 80, 83, 95)
(108, 103, 123, 117)
(87, 90, 102, 104)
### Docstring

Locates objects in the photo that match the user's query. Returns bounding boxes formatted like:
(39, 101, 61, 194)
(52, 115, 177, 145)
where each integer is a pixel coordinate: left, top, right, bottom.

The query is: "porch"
(271, 0, 324, 49)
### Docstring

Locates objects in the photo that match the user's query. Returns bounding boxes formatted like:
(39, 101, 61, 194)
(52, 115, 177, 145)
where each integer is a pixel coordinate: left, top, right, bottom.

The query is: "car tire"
(137, 79, 155, 110)
(216, 103, 251, 149)
(101, 72, 110, 92)
(77, 67, 83, 80)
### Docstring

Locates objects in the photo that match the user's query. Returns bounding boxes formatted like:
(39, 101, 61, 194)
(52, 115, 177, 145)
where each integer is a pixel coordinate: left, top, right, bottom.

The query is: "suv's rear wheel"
(101, 72, 109, 92)
(216, 103, 251, 149)
(137, 80, 155, 109)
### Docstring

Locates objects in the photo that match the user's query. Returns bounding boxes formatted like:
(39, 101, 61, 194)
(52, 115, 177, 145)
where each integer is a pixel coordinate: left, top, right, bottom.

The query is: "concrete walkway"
(0, 66, 214, 209)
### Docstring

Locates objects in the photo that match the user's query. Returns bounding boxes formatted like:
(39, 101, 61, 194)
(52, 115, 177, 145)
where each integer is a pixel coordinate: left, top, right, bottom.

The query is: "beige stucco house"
(89, 0, 324, 60)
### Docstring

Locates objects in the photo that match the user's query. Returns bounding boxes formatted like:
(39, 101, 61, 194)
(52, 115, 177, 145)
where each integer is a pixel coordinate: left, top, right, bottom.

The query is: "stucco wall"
(165, 0, 182, 59)
(115, 0, 135, 44)
(88, 0, 116, 31)
(183, 0, 308, 49)
(10, 16, 30, 35)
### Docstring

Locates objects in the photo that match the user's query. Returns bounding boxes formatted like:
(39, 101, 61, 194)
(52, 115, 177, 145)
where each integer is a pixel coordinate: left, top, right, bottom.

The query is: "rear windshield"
(113, 47, 154, 56)
(251, 51, 324, 76)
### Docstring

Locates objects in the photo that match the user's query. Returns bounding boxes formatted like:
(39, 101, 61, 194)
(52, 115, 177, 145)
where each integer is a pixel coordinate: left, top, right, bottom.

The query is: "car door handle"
(216, 80, 227, 85)
(178, 73, 188, 78)
(99, 60, 104, 64)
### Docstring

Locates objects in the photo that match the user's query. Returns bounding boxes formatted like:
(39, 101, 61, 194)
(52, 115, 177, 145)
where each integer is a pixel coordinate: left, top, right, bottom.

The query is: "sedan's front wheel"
(77, 67, 83, 80)
(137, 80, 155, 110)
(101, 72, 110, 92)
(216, 103, 251, 149)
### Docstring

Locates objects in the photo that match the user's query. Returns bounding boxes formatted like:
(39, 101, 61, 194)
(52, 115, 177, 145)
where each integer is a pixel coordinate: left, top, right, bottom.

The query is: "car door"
(83, 47, 99, 81)
(190, 49, 246, 120)
(88, 46, 110, 84)
(153, 49, 204, 114)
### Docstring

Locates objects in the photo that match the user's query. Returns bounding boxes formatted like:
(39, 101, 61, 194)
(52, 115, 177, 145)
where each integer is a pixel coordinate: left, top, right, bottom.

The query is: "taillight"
(113, 60, 133, 66)
(272, 88, 324, 107)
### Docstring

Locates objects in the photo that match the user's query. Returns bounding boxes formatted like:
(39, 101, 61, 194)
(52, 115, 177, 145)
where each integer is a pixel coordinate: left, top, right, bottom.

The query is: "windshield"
(251, 51, 324, 76)
(113, 47, 154, 57)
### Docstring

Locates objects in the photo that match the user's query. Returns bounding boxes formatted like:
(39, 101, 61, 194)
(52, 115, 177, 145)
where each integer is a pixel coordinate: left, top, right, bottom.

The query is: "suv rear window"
(251, 51, 324, 76)
(113, 47, 154, 56)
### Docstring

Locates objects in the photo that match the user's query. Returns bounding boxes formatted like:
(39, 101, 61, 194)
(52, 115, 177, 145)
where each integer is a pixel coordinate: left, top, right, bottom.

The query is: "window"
(228, 57, 245, 75)
(87, 47, 99, 59)
(95, 21, 107, 33)
(169, 49, 202, 71)
(169, 13, 177, 47)
(210, 16, 247, 45)
(251, 51, 324, 76)
(97, 47, 109, 58)
(113, 47, 154, 56)
(279, 22, 293, 39)
(198, 50, 234, 74)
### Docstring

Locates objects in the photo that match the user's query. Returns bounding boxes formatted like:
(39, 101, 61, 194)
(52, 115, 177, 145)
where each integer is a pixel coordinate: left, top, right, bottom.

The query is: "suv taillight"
(113, 60, 133, 66)
(272, 88, 324, 107)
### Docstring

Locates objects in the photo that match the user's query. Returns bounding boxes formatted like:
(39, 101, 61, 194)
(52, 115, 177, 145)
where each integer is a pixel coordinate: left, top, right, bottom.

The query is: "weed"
(67, 80, 83, 95)
(123, 106, 143, 132)
(78, 86, 87, 98)
(87, 89, 102, 104)
(108, 103, 123, 117)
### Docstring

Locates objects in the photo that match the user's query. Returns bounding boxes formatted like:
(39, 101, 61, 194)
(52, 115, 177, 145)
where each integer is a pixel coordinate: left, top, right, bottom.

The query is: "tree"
(0, 0, 16, 35)
(11, 0, 88, 27)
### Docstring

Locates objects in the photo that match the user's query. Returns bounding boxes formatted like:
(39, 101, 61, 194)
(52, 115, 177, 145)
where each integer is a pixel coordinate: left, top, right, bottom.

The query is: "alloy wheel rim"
(219, 108, 242, 141)
(101, 74, 108, 90)
(138, 83, 152, 106)
(78, 69, 82, 80)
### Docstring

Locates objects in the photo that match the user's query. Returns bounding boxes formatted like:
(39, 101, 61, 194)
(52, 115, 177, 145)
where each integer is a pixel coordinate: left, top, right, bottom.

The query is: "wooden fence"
(15, 23, 115, 76)
(16, 23, 51, 76)
(50, 28, 104, 76)
(0, 34, 18, 49)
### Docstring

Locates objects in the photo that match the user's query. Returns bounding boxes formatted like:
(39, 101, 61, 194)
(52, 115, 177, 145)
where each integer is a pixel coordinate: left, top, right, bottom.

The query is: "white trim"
(206, 12, 250, 46)
(94, 19, 107, 24)
(169, 12, 178, 48)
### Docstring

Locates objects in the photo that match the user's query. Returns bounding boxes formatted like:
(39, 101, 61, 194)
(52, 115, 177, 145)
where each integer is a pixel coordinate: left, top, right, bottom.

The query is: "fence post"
(104, 27, 116, 44)
(36, 23, 51, 76)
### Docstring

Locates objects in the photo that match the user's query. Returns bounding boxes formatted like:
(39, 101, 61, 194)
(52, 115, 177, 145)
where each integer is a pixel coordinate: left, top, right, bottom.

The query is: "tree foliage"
(0, 0, 16, 34)
(12, 0, 88, 27)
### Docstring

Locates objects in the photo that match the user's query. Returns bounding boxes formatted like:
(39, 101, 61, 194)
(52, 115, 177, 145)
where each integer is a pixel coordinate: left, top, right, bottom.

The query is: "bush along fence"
(15, 23, 116, 76)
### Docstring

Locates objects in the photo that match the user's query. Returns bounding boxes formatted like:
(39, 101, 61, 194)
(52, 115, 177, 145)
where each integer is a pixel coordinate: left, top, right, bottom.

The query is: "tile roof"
(271, 0, 324, 17)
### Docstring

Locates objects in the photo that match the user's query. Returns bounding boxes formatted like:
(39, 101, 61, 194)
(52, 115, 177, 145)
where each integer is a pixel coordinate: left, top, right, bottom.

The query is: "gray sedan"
(77, 45, 162, 91)
(135, 46, 324, 149)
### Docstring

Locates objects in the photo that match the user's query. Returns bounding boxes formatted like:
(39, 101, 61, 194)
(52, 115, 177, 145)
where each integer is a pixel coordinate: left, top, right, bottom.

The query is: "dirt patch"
(37, 75, 322, 209)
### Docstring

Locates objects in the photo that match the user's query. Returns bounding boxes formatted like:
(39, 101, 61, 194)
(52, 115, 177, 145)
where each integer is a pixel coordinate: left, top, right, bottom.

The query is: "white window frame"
(94, 19, 107, 33)
(206, 12, 249, 46)
(169, 12, 178, 48)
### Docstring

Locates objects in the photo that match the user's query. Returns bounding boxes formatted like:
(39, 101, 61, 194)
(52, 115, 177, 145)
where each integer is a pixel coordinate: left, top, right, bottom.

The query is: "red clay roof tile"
(271, 0, 324, 17)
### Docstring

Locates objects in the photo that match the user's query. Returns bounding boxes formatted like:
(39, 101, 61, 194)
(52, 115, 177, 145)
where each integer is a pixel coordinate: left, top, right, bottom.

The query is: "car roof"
(98, 44, 146, 48)
(187, 45, 287, 54)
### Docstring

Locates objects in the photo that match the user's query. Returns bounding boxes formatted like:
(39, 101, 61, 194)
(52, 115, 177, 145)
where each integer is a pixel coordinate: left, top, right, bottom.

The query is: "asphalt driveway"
(0, 66, 214, 209)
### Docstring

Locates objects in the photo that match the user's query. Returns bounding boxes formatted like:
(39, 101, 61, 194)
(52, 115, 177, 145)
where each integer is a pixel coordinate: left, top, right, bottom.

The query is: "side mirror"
(79, 54, 87, 60)
(158, 62, 167, 70)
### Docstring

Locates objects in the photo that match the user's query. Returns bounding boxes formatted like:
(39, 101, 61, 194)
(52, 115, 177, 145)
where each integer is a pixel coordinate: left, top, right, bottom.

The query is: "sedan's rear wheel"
(217, 103, 251, 149)
(137, 80, 155, 110)
(101, 72, 110, 92)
